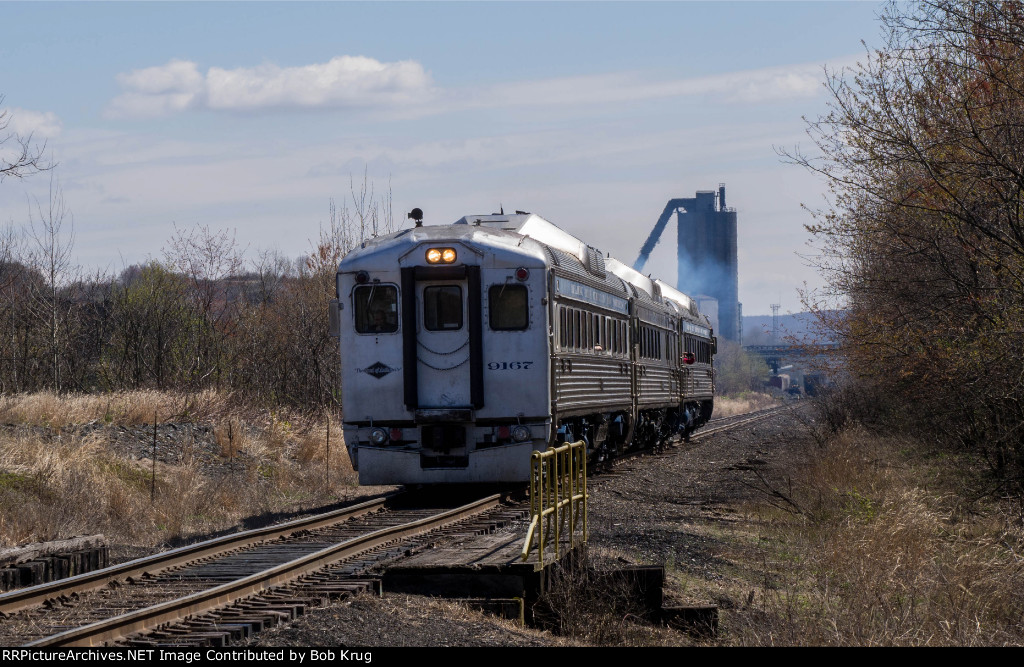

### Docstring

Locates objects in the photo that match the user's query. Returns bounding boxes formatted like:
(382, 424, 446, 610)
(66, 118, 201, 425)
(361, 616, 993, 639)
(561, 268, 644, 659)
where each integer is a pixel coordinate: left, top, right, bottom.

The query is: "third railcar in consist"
(332, 212, 716, 484)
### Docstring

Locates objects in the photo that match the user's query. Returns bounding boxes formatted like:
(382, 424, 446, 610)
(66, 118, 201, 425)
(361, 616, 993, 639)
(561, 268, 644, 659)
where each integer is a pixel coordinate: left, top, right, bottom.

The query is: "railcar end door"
(416, 280, 472, 407)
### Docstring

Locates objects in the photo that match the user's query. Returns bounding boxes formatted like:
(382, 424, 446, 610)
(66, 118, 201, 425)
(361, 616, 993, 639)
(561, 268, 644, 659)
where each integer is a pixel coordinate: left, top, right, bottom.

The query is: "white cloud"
(2, 107, 62, 138)
(364, 58, 849, 123)
(106, 55, 841, 120)
(117, 59, 205, 96)
(206, 56, 432, 110)
(462, 62, 827, 110)
(107, 56, 434, 118)
(108, 60, 205, 117)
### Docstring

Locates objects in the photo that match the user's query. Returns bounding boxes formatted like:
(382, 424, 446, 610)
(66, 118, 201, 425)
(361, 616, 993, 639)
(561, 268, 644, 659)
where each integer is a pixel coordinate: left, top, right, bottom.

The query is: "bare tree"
(0, 222, 26, 391)
(26, 175, 76, 392)
(164, 224, 246, 387)
(348, 168, 395, 242)
(0, 96, 53, 182)
(251, 247, 293, 305)
(0, 222, 22, 291)
(714, 339, 771, 395)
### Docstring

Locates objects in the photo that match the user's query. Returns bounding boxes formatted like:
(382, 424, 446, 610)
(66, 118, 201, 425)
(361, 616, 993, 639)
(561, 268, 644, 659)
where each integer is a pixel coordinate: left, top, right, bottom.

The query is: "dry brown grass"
(214, 418, 245, 459)
(714, 392, 779, 418)
(724, 425, 1024, 646)
(0, 392, 369, 549)
(0, 389, 236, 427)
(236, 412, 355, 493)
(536, 549, 688, 646)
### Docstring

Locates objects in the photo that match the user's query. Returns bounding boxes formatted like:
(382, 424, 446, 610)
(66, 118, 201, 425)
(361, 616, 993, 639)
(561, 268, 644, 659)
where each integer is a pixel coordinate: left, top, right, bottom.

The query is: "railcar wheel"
(700, 400, 714, 424)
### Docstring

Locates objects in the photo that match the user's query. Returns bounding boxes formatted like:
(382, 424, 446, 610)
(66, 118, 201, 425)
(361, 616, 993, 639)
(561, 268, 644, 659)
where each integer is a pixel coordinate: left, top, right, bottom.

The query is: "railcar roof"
(476, 214, 706, 325)
(338, 222, 549, 267)
(339, 212, 711, 329)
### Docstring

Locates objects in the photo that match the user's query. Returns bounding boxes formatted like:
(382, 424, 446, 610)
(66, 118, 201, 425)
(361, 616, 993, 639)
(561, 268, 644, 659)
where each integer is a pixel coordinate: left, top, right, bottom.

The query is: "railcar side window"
(637, 325, 666, 360)
(354, 284, 399, 334)
(424, 285, 463, 331)
(489, 284, 529, 330)
(559, 307, 567, 348)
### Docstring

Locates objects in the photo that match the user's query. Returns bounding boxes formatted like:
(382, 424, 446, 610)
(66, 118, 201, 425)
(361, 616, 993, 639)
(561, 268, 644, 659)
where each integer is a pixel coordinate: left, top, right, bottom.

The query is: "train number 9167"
(487, 361, 534, 370)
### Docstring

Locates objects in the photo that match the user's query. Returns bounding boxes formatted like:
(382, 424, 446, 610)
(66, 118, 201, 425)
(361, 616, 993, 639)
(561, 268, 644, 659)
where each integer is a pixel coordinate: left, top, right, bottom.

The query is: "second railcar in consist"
(332, 212, 716, 485)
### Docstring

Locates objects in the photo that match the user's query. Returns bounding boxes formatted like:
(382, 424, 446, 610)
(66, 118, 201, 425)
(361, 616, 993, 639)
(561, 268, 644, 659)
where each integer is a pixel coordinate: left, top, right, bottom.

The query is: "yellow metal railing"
(521, 440, 588, 568)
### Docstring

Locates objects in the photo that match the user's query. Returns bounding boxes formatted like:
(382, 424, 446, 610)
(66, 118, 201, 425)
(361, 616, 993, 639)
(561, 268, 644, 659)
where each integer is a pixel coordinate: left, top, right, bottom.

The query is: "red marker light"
(515, 267, 529, 281)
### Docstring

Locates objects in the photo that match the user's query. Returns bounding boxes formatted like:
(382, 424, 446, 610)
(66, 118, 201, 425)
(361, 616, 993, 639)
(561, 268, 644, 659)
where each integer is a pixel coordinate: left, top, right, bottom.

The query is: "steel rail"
(705, 404, 786, 426)
(692, 405, 787, 440)
(27, 493, 503, 647)
(0, 495, 392, 616)
(590, 405, 788, 475)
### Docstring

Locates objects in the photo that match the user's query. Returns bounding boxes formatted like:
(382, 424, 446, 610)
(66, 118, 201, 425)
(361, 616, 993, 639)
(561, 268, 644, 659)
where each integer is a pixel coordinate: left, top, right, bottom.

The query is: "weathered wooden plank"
(0, 535, 107, 567)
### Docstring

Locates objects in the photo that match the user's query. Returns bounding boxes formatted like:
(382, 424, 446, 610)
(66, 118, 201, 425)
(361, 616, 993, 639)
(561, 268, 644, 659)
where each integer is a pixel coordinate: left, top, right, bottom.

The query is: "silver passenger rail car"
(333, 212, 716, 485)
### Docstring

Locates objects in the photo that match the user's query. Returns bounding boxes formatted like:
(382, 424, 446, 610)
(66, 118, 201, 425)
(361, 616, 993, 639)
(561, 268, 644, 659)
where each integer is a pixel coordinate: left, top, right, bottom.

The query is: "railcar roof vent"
(584, 245, 606, 279)
(545, 246, 562, 267)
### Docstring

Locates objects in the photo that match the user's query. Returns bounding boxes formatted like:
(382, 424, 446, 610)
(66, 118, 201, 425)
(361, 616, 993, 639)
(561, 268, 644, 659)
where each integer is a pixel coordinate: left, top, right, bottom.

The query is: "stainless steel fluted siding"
(554, 354, 632, 412)
(638, 362, 677, 406)
(682, 366, 714, 401)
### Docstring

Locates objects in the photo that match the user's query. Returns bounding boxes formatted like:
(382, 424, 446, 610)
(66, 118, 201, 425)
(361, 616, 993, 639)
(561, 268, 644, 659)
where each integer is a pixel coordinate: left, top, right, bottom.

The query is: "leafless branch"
(0, 96, 55, 181)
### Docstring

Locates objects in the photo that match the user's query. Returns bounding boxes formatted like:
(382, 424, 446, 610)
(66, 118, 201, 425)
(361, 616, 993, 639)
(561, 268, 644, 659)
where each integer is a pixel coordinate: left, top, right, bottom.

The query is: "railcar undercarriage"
(555, 400, 713, 462)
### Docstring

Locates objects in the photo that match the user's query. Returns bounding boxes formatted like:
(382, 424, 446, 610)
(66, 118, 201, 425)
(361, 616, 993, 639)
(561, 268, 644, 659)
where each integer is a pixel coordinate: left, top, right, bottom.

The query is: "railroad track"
(0, 406, 784, 647)
(0, 491, 527, 647)
(692, 404, 789, 440)
(591, 404, 788, 473)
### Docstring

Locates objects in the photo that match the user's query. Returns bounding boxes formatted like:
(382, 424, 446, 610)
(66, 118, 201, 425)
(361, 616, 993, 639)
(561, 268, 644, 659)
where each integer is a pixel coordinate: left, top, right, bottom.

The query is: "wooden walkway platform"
(379, 513, 716, 633)
(382, 522, 567, 599)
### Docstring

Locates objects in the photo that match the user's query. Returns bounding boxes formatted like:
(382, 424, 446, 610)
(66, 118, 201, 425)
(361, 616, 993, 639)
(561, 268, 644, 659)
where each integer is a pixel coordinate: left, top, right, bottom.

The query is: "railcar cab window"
(489, 284, 529, 330)
(424, 285, 463, 331)
(354, 284, 399, 334)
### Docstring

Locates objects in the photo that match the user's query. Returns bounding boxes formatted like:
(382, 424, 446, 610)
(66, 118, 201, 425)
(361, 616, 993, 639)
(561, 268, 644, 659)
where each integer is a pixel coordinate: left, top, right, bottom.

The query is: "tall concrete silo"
(633, 184, 740, 341)
(677, 185, 739, 341)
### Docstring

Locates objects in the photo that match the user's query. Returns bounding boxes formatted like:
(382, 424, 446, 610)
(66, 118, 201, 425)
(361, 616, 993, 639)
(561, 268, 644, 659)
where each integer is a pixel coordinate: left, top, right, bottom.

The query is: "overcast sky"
(0, 1, 886, 316)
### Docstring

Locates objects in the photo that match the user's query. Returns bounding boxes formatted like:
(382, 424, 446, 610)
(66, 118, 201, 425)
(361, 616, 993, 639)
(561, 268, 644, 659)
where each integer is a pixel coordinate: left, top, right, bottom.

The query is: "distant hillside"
(741, 311, 840, 346)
